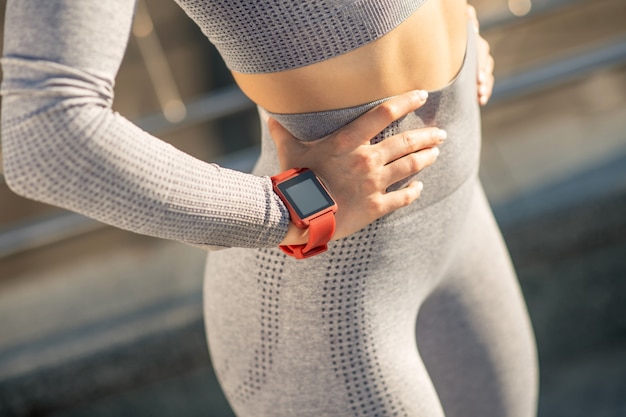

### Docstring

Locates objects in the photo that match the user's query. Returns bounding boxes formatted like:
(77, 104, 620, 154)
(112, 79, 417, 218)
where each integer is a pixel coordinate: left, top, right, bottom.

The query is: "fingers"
(267, 117, 295, 146)
(268, 117, 309, 171)
(384, 144, 440, 186)
(367, 127, 444, 191)
(469, 4, 496, 106)
(477, 37, 495, 105)
(336, 90, 429, 148)
(377, 127, 446, 164)
(374, 180, 424, 216)
(476, 34, 495, 104)
(478, 63, 495, 105)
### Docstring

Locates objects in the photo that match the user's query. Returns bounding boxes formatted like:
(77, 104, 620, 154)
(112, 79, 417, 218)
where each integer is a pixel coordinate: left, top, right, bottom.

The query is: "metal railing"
(490, 35, 626, 103)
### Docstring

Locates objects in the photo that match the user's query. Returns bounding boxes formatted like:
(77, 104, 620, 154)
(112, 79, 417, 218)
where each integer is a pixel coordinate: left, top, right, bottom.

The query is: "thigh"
(416, 183, 539, 417)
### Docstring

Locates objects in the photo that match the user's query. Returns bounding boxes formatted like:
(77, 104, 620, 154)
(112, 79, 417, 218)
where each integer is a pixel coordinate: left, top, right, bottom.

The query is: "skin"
(234, 0, 495, 245)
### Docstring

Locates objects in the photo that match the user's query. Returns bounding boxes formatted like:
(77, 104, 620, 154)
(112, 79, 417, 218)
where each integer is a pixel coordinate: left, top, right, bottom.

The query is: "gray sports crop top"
(175, 0, 427, 73)
(1, 0, 427, 249)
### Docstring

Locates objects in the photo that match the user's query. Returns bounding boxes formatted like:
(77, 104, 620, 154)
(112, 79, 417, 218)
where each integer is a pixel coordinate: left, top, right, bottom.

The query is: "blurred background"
(0, 0, 625, 415)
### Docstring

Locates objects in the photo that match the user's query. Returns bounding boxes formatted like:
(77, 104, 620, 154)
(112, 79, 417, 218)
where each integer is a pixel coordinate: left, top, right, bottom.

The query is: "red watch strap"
(272, 167, 303, 182)
(279, 211, 336, 259)
(272, 168, 337, 259)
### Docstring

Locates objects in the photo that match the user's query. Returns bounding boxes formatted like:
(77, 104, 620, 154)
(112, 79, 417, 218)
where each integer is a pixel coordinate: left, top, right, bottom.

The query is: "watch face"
(277, 170, 336, 219)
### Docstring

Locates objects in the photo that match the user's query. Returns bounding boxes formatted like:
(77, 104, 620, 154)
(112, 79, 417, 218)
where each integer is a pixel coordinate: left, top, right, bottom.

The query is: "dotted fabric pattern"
(324, 223, 408, 417)
(174, 0, 427, 73)
(224, 224, 411, 415)
(233, 248, 285, 403)
(221, 116, 410, 414)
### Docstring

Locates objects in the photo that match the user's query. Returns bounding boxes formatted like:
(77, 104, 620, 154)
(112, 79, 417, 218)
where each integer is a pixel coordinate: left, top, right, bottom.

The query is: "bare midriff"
(232, 0, 469, 114)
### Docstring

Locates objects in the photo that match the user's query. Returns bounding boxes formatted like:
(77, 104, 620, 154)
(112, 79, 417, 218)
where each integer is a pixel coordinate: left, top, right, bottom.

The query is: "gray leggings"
(204, 24, 538, 417)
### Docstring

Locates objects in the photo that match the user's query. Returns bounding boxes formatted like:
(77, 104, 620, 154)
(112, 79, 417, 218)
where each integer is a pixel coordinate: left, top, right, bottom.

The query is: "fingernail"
(416, 181, 424, 192)
(416, 90, 428, 101)
(431, 146, 440, 157)
(480, 85, 488, 96)
(478, 71, 486, 83)
(436, 129, 447, 141)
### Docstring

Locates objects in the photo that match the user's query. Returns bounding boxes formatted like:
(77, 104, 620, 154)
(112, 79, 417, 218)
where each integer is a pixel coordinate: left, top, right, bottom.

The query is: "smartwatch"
(271, 168, 338, 259)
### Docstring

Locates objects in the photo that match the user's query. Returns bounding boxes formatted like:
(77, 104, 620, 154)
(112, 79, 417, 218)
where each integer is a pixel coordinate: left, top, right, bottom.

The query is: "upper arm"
(3, 0, 137, 77)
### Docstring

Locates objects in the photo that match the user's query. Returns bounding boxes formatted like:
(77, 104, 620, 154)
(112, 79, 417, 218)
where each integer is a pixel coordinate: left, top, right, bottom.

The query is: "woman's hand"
(269, 90, 446, 245)
(467, 4, 495, 105)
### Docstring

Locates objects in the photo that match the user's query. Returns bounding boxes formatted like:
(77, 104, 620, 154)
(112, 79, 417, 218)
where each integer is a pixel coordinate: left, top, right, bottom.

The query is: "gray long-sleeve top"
(1, 0, 290, 249)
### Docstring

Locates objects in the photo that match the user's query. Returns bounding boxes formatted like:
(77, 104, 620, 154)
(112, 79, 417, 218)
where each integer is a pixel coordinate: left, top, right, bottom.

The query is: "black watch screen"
(276, 169, 335, 219)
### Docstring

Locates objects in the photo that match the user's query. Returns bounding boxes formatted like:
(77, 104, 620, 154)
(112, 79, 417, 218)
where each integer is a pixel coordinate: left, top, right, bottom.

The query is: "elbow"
(1, 56, 116, 207)
(1, 94, 112, 204)
(3, 170, 34, 203)
(0, 101, 100, 205)
(2, 158, 21, 198)
(1, 122, 44, 202)
(2, 116, 24, 198)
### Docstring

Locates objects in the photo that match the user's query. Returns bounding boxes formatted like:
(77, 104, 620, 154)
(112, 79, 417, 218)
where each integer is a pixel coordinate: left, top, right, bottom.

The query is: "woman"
(1, 1, 537, 416)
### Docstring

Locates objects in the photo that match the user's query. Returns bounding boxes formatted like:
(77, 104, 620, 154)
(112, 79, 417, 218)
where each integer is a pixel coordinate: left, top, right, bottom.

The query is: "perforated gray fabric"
(174, 0, 427, 73)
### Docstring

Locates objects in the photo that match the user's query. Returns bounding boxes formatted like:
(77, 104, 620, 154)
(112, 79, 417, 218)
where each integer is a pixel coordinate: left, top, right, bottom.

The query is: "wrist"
(271, 168, 337, 259)
(280, 221, 309, 246)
